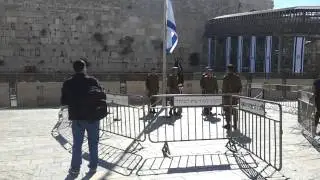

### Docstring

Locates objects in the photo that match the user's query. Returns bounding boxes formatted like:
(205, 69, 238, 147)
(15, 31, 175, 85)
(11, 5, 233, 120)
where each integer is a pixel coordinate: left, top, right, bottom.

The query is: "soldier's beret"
(227, 64, 234, 68)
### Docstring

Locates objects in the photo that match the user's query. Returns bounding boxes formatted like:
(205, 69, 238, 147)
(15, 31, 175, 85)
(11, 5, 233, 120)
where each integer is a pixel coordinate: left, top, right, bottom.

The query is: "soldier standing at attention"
(313, 77, 320, 134)
(200, 67, 210, 94)
(167, 67, 182, 117)
(145, 68, 159, 114)
(200, 68, 218, 116)
(222, 64, 242, 130)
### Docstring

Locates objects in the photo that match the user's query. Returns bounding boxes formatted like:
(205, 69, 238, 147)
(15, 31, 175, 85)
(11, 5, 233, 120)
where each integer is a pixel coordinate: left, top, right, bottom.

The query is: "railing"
(148, 94, 283, 170)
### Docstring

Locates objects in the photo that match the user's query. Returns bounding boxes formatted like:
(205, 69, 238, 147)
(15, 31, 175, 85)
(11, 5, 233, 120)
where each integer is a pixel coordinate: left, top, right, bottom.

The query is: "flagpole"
(162, 0, 167, 105)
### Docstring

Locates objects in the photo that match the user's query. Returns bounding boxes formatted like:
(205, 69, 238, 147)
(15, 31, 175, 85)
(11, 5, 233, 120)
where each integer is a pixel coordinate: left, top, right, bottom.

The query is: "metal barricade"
(100, 93, 147, 142)
(148, 94, 283, 170)
(298, 90, 317, 137)
(251, 84, 311, 114)
(56, 93, 148, 142)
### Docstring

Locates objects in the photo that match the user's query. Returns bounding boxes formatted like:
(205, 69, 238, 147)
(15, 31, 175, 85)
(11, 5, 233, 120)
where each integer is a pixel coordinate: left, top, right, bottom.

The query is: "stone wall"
(0, 83, 9, 107)
(0, 0, 273, 73)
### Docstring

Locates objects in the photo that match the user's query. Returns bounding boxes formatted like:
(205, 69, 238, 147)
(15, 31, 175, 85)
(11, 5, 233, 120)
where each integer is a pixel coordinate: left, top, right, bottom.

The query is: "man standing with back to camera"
(61, 58, 103, 176)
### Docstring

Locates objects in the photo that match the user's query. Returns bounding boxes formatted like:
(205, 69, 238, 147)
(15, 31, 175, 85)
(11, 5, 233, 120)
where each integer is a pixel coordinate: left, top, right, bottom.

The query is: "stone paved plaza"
(0, 107, 319, 180)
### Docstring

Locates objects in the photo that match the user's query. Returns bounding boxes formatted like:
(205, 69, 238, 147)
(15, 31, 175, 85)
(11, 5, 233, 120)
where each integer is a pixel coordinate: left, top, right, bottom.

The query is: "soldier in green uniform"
(222, 64, 242, 130)
(200, 67, 210, 94)
(167, 67, 182, 117)
(146, 68, 159, 114)
(200, 68, 218, 115)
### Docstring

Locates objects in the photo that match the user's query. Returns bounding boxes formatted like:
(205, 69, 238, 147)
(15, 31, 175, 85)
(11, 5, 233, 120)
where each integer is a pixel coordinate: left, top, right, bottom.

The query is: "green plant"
(93, 32, 103, 42)
(76, 15, 84, 21)
(40, 29, 47, 37)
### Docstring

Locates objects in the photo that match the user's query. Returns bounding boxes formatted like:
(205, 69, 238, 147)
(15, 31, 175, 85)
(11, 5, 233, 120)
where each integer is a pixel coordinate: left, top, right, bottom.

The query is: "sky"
(274, 0, 320, 8)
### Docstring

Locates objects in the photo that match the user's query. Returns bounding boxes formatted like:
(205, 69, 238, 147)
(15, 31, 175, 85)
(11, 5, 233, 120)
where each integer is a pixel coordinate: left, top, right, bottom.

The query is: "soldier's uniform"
(167, 67, 182, 116)
(313, 78, 320, 131)
(146, 72, 159, 113)
(200, 69, 218, 115)
(222, 65, 242, 130)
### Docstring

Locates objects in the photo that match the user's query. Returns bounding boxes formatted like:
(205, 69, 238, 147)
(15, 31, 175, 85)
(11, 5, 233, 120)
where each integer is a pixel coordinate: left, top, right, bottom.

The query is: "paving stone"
(0, 107, 319, 179)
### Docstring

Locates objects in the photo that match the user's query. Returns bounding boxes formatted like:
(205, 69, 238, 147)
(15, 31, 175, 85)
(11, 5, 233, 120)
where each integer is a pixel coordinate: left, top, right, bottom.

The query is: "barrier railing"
(298, 91, 318, 137)
(56, 92, 283, 171)
(58, 93, 148, 142)
(149, 94, 283, 170)
(248, 84, 312, 114)
(101, 93, 147, 142)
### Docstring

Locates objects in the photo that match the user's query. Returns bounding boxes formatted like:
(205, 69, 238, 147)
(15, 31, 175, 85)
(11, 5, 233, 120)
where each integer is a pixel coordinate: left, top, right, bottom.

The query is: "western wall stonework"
(0, 0, 273, 73)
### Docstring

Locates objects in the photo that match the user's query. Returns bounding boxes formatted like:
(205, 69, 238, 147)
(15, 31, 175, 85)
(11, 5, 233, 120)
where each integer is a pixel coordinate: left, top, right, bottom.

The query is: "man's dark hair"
(73, 60, 86, 73)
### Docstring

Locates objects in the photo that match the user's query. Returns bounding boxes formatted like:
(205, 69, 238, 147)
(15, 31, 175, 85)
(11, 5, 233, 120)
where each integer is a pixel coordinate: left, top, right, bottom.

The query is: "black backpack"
(86, 86, 108, 120)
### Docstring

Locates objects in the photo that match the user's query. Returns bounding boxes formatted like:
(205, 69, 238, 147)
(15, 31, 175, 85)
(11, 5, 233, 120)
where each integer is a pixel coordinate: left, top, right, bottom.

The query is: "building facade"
(205, 7, 320, 74)
(0, 0, 273, 73)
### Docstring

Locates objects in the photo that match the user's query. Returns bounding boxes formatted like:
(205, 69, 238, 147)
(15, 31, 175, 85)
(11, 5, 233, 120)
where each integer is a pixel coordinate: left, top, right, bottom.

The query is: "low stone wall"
(17, 82, 62, 107)
(14, 79, 316, 107)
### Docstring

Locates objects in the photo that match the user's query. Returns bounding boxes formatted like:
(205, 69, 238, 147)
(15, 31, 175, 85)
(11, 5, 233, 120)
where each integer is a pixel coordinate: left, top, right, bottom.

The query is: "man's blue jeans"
(71, 120, 100, 170)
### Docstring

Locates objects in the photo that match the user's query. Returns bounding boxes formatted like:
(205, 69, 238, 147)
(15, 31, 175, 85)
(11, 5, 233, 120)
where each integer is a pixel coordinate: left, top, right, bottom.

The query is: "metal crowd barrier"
(100, 93, 148, 142)
(248, 84, 312, 114)
(148, 94, 283, 170)
(298, 91, 317, 137)
(57, 93, 148, 142)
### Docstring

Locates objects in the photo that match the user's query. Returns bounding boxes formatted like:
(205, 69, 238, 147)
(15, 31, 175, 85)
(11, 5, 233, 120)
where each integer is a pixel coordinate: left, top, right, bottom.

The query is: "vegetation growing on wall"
(93, 32, 103, 43)
(119, 36, 134, 55)
(40, 29, 47, 37)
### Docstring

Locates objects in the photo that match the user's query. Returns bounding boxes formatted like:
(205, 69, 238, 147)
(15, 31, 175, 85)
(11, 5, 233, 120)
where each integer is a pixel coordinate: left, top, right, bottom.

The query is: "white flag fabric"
(225, 37, 231, 71)
(166, 0, 178, 54)
(293, 37, 305, 73)
(237, 36, 243, 72)
(249, 36, 256, 73)
(265, 36, 272, 73)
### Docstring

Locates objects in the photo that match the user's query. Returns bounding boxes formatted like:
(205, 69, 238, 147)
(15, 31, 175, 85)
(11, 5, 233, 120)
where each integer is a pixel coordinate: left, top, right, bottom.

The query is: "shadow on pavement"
(234, 154, 289, 180)
(52, 110, 143, 176)
(136, 152, 258, 176)
(302, 130, 320, 152)
(204, 115, 221, 124)
(227, 130, 252, 146)
(144, 115, 181, 134)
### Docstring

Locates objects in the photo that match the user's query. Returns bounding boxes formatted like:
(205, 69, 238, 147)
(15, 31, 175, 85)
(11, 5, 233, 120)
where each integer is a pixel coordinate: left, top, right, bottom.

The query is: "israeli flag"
(293, 37, 305, 73)
(166, 0, 178, 54)
(265, 36, 272, 73)
(249, 36, 256, 73)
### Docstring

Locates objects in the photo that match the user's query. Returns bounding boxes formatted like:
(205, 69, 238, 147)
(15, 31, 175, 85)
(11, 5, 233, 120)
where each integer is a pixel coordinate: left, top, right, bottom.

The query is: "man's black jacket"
(61, 73, 103, 120)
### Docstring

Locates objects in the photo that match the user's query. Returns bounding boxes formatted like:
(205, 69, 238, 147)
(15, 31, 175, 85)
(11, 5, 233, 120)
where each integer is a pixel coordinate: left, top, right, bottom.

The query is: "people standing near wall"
(200, 68, 218, 116)
(313, 78, 320, 134)
(146, 68, 159, 114)
(222, 64, 242, 130)
(167, 67, 182, 117)
(61, 59, 104, 176)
